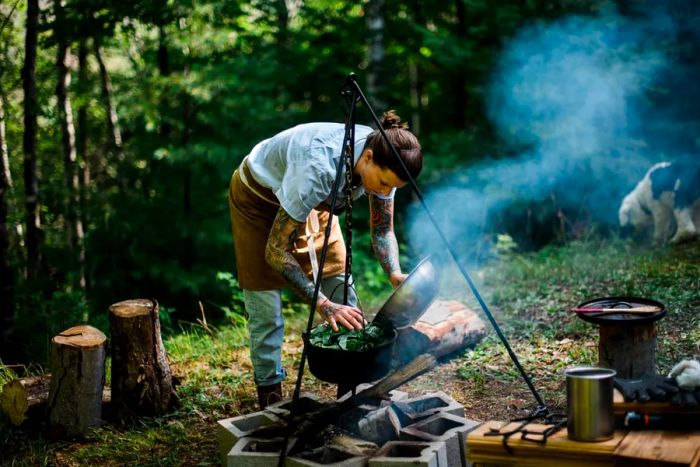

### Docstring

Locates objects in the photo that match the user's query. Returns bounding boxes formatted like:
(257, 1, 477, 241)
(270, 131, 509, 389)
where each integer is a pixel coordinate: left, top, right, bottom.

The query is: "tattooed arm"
(369, 195, 407, 288)
(265, 208, 364, 331)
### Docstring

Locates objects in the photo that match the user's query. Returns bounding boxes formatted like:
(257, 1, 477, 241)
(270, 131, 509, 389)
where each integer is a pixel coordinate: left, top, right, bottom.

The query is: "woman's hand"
(317, 297, 366, 332)
(389, 271, 408, 289)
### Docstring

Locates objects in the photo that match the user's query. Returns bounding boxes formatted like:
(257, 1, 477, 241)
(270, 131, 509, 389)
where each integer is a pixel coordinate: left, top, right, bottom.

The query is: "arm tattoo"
(265, 209, 318, 303)
(369, 195, 401, 275)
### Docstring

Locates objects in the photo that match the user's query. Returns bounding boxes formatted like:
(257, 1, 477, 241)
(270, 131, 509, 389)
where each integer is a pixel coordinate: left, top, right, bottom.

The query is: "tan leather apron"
(228, 160, 346, 290)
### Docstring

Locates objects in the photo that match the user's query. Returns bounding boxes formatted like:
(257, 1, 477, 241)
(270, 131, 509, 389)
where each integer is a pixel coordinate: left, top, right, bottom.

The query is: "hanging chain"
(342, 126, 355, 305)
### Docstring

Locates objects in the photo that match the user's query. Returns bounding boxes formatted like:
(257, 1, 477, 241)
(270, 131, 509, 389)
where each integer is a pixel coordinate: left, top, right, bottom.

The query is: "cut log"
(0, 375, 50, 426)
(392, 300, 486, 367)
(599, 322, 657, 379)
(47, 325, 107, 439)
(1, 375, 111, 427)
(109, 299, 177, 419)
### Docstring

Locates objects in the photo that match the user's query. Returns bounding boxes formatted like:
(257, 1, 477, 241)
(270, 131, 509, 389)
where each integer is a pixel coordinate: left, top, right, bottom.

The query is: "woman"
(228, 111, 422, 409)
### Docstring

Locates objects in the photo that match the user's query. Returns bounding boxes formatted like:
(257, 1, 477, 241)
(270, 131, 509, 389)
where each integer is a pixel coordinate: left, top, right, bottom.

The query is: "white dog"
(619, 161, 700, 244)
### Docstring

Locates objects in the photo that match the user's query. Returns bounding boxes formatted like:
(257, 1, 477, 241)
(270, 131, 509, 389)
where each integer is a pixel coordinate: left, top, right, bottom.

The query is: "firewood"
(1, 374, 112, 427)
(0, 375, 50, 426)
(109, 299, 177, 419)
(48, 325, 107, 439)
(252, 353, 437, 447)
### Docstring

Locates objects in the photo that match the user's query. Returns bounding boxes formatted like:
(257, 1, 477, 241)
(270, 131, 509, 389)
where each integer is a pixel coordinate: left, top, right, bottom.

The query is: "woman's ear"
(361, 149, 373, 164)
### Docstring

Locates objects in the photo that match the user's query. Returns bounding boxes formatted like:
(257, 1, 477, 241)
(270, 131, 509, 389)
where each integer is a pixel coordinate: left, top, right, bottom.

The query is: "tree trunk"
(47, 325, 107, 439)
(94, 41, 122, 156)
(181, 87, 193, 271)
(55, 1, 86, 291)
(109, 299, 177, 419)
(452, 0, 467, 129)
(0, 87, 15, 357)
(366, 0, 386, 110)
(157, 26, 172, 139)
(76, 39, 90, 193)
(408, 0, 425, 136)
(76, 40, 91, 290)
(275, 0, 289, 49)
(599, 323, 657, 379)
(22, 0, 41, 280)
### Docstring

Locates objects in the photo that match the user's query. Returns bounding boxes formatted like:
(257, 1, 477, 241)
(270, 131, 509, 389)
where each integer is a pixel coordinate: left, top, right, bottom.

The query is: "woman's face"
(356, 150, 407, 197)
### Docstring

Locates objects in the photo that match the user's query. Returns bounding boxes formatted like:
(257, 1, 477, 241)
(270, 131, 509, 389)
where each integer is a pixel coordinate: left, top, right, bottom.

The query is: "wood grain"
(614, 430, 700, 465)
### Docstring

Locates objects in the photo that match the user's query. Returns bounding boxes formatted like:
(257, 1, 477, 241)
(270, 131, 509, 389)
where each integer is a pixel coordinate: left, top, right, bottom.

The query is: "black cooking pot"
(302, 328, 397, 384)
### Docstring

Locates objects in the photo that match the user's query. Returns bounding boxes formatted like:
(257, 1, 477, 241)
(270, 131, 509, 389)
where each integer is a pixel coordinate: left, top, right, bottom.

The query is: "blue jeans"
(244, 274, 358, 387)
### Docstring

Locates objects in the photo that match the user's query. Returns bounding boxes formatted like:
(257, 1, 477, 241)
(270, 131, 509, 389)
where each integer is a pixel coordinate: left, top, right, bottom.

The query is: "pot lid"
(574, 296, 666, 325)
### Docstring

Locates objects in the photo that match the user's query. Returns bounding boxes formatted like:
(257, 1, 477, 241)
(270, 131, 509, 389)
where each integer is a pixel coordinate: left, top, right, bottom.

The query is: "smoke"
(407, 2, 700, 266)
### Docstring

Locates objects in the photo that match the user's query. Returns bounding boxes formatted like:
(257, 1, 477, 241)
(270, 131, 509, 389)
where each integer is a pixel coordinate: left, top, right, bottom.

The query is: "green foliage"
(309, 322, 392, 351)
(214, 272, 247, 326)
(1, 0, 695, 371)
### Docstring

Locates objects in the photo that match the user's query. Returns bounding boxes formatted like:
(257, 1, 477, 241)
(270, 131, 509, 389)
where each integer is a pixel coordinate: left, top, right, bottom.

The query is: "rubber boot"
(257, 383, 283, 409)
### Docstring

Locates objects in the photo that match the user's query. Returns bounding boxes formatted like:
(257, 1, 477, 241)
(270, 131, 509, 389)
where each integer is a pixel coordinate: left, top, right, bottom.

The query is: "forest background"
(1, 0, 699, 365)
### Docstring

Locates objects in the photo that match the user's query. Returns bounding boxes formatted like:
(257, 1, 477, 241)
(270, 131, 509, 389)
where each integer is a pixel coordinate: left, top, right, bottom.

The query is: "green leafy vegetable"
(309, 323, 392, 351)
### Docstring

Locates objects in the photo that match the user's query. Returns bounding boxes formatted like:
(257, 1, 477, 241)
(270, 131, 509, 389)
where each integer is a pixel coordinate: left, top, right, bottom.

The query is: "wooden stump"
(109, 299, 177, 419)
(47, 325, 107, 439)
(599, 323, 657, 379)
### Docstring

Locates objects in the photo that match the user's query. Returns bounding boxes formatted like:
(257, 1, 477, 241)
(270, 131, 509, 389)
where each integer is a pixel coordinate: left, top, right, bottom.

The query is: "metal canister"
(565, 367, 616, 441)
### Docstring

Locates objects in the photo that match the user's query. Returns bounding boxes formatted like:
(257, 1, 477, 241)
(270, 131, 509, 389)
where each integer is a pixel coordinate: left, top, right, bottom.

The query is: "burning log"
(252, 353, 437, 451)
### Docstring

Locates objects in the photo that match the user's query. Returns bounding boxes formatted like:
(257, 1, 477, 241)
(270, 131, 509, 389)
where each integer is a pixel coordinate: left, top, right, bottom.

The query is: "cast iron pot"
(302, 327, 397, 385)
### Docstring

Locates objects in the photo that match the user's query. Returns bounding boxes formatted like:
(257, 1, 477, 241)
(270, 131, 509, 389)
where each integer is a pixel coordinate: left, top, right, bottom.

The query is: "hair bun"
(380, 110, 408, 130)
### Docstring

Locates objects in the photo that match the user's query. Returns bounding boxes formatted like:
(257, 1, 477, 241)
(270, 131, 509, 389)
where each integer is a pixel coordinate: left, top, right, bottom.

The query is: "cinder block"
(217, 412, 282, 466)
(338, 384, 409, 406)
(287, 446, 368, 466)
(381, 389, 408, 406)
(266, 392, 328, 420)
(400, 413, 480, 467)
(227, 436, 296, 467)
(393, 391, 464, 424)
(369, 441, 447, 467)
(357, 406, 402, 445)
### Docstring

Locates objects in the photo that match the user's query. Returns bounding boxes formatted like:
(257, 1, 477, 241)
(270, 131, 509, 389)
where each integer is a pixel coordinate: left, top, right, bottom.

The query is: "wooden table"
(467, 421, 700, 467)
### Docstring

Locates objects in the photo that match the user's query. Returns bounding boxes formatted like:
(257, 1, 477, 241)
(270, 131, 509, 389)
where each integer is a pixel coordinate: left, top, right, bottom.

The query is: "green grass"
(452, 238, 700, 411)
(1, 237, 698, 465)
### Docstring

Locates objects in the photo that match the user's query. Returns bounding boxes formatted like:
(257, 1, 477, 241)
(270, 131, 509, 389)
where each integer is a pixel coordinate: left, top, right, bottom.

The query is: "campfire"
(217, 355, 480, 466)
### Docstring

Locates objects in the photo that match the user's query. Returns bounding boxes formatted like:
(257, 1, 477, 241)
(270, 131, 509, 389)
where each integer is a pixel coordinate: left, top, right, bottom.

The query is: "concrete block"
(337, 384, 408, 406)
(393, 391, 464, 424)
(265, 392, 328, 420)
(369, 441, 448, 467)
(226, 436, 296, 467)
(357, 406, 402, 445)
(217, 411, 282, 465)
(400, 413, 480, 467)
(380, 390, 408, 406)
(287, 446, 369, 466)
